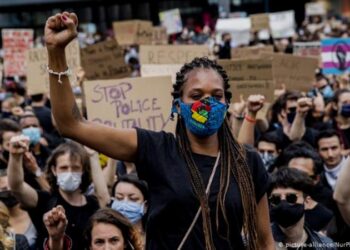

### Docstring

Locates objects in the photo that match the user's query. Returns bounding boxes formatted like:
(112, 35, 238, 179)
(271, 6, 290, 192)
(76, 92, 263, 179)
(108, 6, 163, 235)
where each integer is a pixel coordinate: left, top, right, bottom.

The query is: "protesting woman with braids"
(45, 12, 274, 250)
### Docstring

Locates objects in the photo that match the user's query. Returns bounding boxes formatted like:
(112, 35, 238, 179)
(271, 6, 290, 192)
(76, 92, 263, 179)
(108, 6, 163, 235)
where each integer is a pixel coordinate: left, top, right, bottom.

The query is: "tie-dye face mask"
(173, 97, 227, 137)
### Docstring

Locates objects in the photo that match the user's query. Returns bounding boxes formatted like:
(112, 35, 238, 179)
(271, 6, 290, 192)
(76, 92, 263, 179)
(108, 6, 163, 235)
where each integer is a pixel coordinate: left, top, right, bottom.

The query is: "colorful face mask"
(172, 97, 228, 137)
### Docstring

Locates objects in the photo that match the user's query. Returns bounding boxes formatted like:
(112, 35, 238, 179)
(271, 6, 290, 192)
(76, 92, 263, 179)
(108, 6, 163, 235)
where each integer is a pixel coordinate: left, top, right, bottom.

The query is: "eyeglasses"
(269, 193, 298, 206)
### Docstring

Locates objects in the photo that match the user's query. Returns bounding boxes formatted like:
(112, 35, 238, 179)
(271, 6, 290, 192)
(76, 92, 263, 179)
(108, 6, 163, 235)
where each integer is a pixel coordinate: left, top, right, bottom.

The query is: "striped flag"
(322, 38, 350, 75)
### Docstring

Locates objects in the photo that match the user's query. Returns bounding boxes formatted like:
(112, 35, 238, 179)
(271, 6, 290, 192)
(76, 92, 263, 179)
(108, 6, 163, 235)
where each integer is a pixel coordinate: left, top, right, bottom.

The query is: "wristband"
(34, 168, 42, 177)
(46, 65, 71, 84)
(245, 114, 256, 123)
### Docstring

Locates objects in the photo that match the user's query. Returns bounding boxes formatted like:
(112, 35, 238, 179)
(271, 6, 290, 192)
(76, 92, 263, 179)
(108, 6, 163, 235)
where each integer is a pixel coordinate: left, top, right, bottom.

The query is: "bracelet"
(245, 114, 256, 123)
(46, 65, 71, 84)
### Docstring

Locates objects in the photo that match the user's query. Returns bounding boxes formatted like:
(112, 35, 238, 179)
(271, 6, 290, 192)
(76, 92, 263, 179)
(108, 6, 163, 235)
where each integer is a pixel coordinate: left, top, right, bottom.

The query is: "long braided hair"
(172, 57, 258, 250)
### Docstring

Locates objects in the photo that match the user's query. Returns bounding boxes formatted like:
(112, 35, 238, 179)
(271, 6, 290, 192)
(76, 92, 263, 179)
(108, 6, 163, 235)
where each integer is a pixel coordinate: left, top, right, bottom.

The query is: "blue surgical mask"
(320, 85, 334, 100)
(172, 97, 228, 137)
(22, 127, 41, 146)
(111, 200, 144, 224)
(341, 103, 350, 118)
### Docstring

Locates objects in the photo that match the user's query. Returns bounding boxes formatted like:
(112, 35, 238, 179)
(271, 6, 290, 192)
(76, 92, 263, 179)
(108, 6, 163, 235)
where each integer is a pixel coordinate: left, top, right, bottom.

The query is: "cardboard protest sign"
(218, 59, 273, 82)
(230, 80, 274, 103)
(2, 29, 33, 77)
(26, 39, 80, 95)
(159, 8, 183, 35)
(231, 46, 274, 59)
(262, 53, 319, 91)
(321, 38, 350, 75)
(81, 40, 130, 80)
(83, 76, 175, 132)
(305, 2, 326, 16)
(139, 45, 211, 64)
(141, 64, 182, 83)
(269, 10, 295, 39)
(215, 18, 251, 47)
(152, 27, 168, 45)
(113, 20, 153, 45)
(250, 13, 270, 32)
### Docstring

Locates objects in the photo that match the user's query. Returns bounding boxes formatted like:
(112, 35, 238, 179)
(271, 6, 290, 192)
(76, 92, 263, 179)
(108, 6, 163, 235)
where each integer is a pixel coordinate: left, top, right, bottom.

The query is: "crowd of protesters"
(0, 6, 350, 250)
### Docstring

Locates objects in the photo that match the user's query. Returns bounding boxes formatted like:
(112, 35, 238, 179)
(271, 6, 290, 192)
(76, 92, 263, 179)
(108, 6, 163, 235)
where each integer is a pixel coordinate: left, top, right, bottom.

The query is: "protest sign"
(218, 59, 273, 82)
(159, 8, 183, 35)
(141, 64, 182, 82)
(113, 20, 153, 45)
(2, 29, 33, 77)
(305, 2, 326, 16)
(231, 46, 274, 59)
(81, 40, 130, 80)
(250, 13, 270, 32)
(230, 80, 274, 103)
(215, 18, 251, 47)
(83, 76, 175, 132)
(262, 53, 319, 91)
(26, 39, 80, 95)
(152, 27, 168, 45)
(293, 42, 321, 58)
(321, 38, 350, 75)
(269, 10, 295, 39)
(139, 45, 211, 64)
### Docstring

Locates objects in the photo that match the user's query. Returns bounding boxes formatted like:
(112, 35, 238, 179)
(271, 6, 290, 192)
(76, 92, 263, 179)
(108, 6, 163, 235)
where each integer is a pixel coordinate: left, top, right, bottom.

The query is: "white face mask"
(56, 172, 82, 192)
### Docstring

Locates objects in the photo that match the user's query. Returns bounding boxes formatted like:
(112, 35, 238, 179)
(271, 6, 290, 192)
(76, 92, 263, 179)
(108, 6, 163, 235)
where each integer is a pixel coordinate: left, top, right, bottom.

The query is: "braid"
(173, 57, 258, 250)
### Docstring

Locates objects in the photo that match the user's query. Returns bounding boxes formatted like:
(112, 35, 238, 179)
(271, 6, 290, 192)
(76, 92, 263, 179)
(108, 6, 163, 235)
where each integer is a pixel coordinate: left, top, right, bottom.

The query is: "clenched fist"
(45, 12, 78, 52)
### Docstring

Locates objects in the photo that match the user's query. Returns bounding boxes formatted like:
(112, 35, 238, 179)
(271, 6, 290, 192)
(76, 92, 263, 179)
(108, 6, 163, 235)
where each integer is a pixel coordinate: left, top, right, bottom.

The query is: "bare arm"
(103, 158, 117, 194)
(23, 152, 51, 192)
(288, 97, 312, 141)
(237, 95, 265, 145)
(256, 194, 275, 250)
(45, 12, 137, 161)
(87, 148, 111, 207)
(334, 158, 350, 225)
(7, 137, 38, 208)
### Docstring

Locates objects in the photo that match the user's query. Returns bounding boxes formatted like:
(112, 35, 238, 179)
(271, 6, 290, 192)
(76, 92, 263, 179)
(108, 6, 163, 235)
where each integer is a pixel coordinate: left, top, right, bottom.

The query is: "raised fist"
(44, 12, 78, 51)
(9, 135, 30, 155)
(43, 205, 68, 241)
(247, 95, 265, 114)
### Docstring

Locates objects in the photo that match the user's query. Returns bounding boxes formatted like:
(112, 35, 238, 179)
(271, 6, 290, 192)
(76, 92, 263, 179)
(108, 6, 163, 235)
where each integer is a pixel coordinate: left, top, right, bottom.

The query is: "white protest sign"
(215, 18, 251, 47)
(159, 9, 183, 35)
(269, 10, 295, 39)
(306, 2, 326, 16)
(141, 64, 182, 83)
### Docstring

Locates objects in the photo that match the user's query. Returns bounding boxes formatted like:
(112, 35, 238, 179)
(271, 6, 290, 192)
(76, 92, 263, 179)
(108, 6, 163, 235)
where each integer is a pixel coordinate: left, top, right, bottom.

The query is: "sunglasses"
(269, 193, 298, 206)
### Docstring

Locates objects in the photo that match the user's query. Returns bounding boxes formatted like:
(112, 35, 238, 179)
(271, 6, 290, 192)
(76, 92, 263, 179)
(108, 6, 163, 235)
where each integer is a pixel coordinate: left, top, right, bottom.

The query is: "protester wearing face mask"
(0, 171, 37, 248)
(256, 132, 281, 172)
(270, 91, 319, 150)
(308, 70, 334, 104)
(7, 138, 100, 250)
(325, 89, 350, 150)
(268, 167, 336, 250)
(110, 174, 148, 247)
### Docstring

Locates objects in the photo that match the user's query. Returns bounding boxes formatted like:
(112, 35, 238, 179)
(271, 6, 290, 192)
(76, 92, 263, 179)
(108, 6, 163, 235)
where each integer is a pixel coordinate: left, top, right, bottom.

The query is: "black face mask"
(305, 203, 334, 232)
(270, 201, 305, 228)
(0, 190, 19, 208)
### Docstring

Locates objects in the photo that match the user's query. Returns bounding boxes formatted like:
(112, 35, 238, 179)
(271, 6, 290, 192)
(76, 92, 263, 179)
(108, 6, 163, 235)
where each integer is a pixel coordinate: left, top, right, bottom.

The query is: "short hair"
(315, 129, 342, 148)
(30, 94, 44, 102)
(275, 141, 323, 176)
(0, 119, 21, 144)
(268, 167, 315, 196)
(45, 141, 91, 193)
(83, 208, 143, 250)
(271, 90, 301, 124)
(330, 89, 350, 118)
(256, 132, 282, 151)
(112, 174, 148, 201)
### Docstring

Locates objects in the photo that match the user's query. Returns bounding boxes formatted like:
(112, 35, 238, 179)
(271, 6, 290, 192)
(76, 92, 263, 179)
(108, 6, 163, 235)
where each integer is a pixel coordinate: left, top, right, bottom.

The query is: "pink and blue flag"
(321, 38, 350, 75)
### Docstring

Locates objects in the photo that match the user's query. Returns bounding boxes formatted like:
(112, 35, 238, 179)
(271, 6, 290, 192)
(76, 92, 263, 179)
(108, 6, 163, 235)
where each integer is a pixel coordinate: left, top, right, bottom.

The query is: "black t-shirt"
(26, 191, 99, 250)
(135, 128, 270, 250)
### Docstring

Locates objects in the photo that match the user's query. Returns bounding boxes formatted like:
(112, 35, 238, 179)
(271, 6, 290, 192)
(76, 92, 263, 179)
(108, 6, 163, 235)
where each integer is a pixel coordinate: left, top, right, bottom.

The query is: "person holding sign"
(44, 12, 274, 250)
